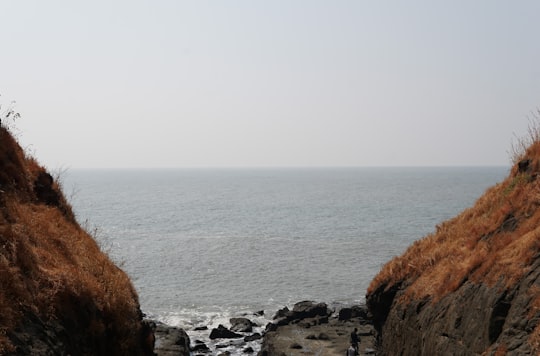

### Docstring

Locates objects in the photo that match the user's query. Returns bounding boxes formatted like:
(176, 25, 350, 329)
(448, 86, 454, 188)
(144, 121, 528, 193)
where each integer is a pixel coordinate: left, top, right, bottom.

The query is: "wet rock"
(243, 346, 255, 353)
(191, 340, 210, 353)
(244, 333, 262, 342)
(154, 321, 190, 356)
(273, 307, 290, 320)
(230, 317, 254, 332)
(209, 324, 243, 339)
(265, 322, 278, 332)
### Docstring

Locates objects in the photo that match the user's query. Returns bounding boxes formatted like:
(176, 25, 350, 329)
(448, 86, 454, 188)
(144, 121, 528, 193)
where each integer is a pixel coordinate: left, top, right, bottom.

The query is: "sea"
(63, 167, 508, 354)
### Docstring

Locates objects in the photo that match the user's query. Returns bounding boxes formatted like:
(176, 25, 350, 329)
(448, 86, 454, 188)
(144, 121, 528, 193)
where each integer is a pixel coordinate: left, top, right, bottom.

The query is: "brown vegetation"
(367, 121, 540, 352)
(0, 125, 147, 354)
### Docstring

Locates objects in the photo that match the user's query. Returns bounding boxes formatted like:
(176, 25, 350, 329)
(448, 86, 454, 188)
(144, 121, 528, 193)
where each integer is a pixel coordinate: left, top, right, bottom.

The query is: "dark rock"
(273, 307, 290, 320)
(272, 301, 331, 329)
(254, 310, 264, 316)
(153, 321, 191, 356)
(194, 326, 208, 331)
(244, 333, 262, 342)
(243, 346, 255, 353)
(191, 342, 210, 352)
(518, 158, 531, 173)
(338, 305, 369, 321)
(292, 301, 330, 319)
(367, 257, 540, 355)
(290, 342, 303, 349)
(318, 332, 330, 340)
(217, 352, 231, 356)
(304, 332, 330, 341)
(230, 317, 254, 332)
(33, 171, 60, 207)
(141, 320, 156, 354)
(209, 324, 243, 340)
(265, 322, 278, 332)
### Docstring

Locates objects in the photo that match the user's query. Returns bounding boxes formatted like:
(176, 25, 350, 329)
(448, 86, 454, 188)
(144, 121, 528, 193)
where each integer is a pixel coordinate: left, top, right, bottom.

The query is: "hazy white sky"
(1, 1, 539, 169)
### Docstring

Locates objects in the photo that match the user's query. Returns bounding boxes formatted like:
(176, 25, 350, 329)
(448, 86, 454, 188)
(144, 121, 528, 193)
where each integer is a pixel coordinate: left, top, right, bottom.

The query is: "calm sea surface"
(64, 167, 507, 351)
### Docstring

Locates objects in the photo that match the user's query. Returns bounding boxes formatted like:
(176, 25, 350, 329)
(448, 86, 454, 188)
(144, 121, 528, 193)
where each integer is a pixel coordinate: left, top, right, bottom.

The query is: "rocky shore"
(152, 301, 376, 356)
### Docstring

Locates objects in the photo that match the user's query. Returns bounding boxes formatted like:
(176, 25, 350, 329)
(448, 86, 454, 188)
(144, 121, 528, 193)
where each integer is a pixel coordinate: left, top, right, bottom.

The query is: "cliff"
(0, 126, 152, 354)
(366, 138, 540, 354)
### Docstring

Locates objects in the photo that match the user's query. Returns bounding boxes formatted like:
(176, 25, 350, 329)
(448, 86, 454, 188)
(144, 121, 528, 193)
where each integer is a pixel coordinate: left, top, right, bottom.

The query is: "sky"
(1, 1, 539, 169)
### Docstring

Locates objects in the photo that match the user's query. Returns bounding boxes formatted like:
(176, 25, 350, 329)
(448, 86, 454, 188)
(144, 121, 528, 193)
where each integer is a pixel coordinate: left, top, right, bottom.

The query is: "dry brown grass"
(367, 122, 540, 352)
(368, 131, 540, 302)
(0, 127, 144, 353)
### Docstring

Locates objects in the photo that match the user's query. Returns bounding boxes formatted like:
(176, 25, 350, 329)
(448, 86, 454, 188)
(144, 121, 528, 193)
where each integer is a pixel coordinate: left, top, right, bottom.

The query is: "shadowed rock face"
(0, 126, 150, 354)
(368, 260, 540, 356)
(366, 144, 540, 355)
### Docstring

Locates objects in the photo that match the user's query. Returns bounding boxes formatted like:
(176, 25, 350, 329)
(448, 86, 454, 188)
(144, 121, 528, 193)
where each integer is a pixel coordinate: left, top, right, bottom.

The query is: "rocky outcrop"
(368, 268, 540, 355)
(209, 325, 244, 339)
(0, 125, 150, 354)
(271, 301, 332, 328)
(259, 302, 376, 356)
(366, 140, 540, 355)
(153, 322, 190, 356)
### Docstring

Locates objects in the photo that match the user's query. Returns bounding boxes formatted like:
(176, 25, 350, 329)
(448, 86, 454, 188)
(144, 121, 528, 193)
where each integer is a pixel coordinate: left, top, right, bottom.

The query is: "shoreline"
(152, 300, 376, 356)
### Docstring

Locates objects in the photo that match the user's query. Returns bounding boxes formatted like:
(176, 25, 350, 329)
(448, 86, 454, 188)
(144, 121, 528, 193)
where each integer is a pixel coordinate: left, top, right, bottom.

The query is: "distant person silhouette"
(350, 327, 360, 353)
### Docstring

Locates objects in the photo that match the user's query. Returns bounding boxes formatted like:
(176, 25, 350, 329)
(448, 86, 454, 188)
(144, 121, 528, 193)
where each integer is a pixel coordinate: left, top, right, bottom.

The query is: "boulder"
(244, 333, 262, 342)
(230, 317, 254, 332)
(268, 301, 331, 330)
(338, 304, 369, 321)
(153, 322, 190, 356)
(209, 325, 243, 340)
(273, 307, 290, 320)
(191, 341, 210, 353)
(291, 301, 330, 320)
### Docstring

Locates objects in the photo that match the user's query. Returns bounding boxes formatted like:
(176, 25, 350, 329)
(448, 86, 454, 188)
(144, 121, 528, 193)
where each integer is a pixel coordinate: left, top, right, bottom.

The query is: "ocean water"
(63, 167, 507, 353)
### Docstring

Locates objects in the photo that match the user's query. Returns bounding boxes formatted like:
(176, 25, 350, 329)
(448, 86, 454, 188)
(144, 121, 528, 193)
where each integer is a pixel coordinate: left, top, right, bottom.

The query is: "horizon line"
(57, 164, 512, 171)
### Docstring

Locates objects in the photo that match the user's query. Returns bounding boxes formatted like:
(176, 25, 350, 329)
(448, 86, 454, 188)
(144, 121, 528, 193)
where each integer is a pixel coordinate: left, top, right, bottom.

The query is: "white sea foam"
(65, 167, 508, 353)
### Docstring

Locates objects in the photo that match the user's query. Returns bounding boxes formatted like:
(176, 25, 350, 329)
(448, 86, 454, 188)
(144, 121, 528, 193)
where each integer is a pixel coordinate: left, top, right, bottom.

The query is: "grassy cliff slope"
(367, 133, 540, 354)
(0, 126, 151, 354)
